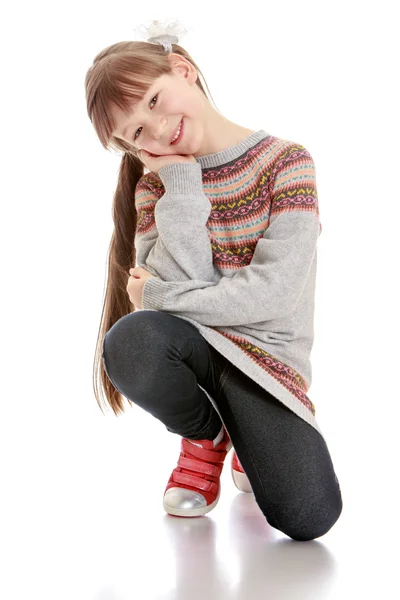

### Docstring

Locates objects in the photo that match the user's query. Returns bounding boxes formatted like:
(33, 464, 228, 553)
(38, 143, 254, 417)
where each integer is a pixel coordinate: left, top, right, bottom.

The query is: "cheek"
(166, 92, 195, 117)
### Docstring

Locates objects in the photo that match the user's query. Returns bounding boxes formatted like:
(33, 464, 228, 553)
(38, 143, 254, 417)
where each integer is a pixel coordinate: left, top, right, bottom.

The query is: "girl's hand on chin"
(137, 149, 197, 174)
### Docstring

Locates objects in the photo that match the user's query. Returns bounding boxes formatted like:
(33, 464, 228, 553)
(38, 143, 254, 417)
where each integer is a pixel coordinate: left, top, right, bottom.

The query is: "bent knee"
(102, 311, 156, 358)
(101, 312, 145, 378)
(101, 310, 189, 381)
(265, 487, 343, 541)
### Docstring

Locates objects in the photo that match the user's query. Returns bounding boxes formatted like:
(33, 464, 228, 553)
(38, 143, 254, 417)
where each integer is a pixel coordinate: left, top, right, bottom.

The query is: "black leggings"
(102, 310, 343, 541)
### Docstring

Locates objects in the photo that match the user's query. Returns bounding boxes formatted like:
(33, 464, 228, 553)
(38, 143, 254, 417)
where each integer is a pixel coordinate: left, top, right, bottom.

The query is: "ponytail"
(93, 152, 144, 415)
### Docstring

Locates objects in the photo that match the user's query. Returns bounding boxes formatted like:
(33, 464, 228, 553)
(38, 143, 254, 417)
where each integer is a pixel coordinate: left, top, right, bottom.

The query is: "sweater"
(134, 130, 326, 441)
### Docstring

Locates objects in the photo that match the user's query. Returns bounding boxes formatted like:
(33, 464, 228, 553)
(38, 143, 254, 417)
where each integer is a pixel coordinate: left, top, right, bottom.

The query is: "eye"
(133, 94, 158, 141)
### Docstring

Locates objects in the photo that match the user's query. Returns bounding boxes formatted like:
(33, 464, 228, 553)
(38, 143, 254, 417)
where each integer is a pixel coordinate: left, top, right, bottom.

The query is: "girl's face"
(111, 57, 205, 156)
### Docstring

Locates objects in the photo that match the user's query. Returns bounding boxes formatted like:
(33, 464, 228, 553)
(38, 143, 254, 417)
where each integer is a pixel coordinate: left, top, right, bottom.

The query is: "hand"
(137, 149, 197, 174)
(127, 267, 157, 309)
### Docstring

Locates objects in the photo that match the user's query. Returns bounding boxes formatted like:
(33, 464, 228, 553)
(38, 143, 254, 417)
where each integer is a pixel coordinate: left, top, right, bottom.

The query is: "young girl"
(86, 20, 343, 541)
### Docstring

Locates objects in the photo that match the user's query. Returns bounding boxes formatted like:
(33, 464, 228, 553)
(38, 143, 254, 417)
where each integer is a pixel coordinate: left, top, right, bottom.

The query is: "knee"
(102, 312, 144, 379)
(102, 310, 155, 356)
(102, 310, 173, 383)
(265, 487, 343, 541)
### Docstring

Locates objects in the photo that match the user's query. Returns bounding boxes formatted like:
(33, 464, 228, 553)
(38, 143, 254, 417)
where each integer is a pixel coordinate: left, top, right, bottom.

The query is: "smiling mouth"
(170, 119, 184, 145)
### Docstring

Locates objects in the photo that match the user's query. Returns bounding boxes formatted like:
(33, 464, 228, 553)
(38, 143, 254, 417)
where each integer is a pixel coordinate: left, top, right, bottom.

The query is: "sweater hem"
(203, 325, 325, 441)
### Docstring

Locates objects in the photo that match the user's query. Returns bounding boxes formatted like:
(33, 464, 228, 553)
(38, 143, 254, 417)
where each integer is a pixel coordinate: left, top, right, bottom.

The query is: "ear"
(168, 54, 193, 79)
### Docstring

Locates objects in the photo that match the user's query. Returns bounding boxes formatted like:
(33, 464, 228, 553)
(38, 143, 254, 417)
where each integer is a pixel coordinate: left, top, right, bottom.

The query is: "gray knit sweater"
(134, 130, 325, 440)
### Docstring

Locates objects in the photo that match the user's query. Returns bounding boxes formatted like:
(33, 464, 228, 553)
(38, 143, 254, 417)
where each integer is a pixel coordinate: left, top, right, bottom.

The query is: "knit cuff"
(142, 277, 175, 310)
(157, 162, 204, 195)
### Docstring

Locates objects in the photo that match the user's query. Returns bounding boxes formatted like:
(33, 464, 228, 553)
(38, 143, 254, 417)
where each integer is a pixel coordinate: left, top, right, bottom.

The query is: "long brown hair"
(85, 41, 218, 416)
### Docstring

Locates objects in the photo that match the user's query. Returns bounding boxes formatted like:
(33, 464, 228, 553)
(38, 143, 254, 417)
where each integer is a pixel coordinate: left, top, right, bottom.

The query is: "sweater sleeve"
(141, 146, 322, 327)
(134, 162, 218, 283)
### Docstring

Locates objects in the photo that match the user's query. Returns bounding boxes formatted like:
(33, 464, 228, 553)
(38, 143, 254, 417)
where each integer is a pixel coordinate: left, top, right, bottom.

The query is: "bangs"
(86, 49, 170, 152)
(93, 74, 154, 152)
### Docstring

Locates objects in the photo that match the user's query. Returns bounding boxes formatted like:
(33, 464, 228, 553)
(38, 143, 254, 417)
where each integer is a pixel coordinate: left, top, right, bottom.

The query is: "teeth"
(172, 125, 181, 142)
(171, 121, 182, 143)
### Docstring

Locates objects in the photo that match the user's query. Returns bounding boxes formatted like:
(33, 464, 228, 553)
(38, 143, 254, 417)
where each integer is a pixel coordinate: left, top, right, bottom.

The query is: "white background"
(1, 1, 399, 598)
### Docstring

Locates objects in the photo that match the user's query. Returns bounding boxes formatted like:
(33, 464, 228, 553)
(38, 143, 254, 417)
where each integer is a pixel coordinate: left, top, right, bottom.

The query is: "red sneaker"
(231, 450, 253, 493)
(163, 427, 233, 517)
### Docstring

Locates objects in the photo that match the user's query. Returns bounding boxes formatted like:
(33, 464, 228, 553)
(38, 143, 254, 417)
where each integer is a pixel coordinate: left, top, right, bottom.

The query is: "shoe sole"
(232, 468, 253, 493)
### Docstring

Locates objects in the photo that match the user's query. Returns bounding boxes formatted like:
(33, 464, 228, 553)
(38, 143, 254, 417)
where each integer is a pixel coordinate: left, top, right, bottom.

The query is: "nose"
(152, 118, 167, 140)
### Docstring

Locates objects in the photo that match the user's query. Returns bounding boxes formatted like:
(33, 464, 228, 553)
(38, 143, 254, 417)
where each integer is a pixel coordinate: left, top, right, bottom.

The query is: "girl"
(86, 22, 343, 541)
